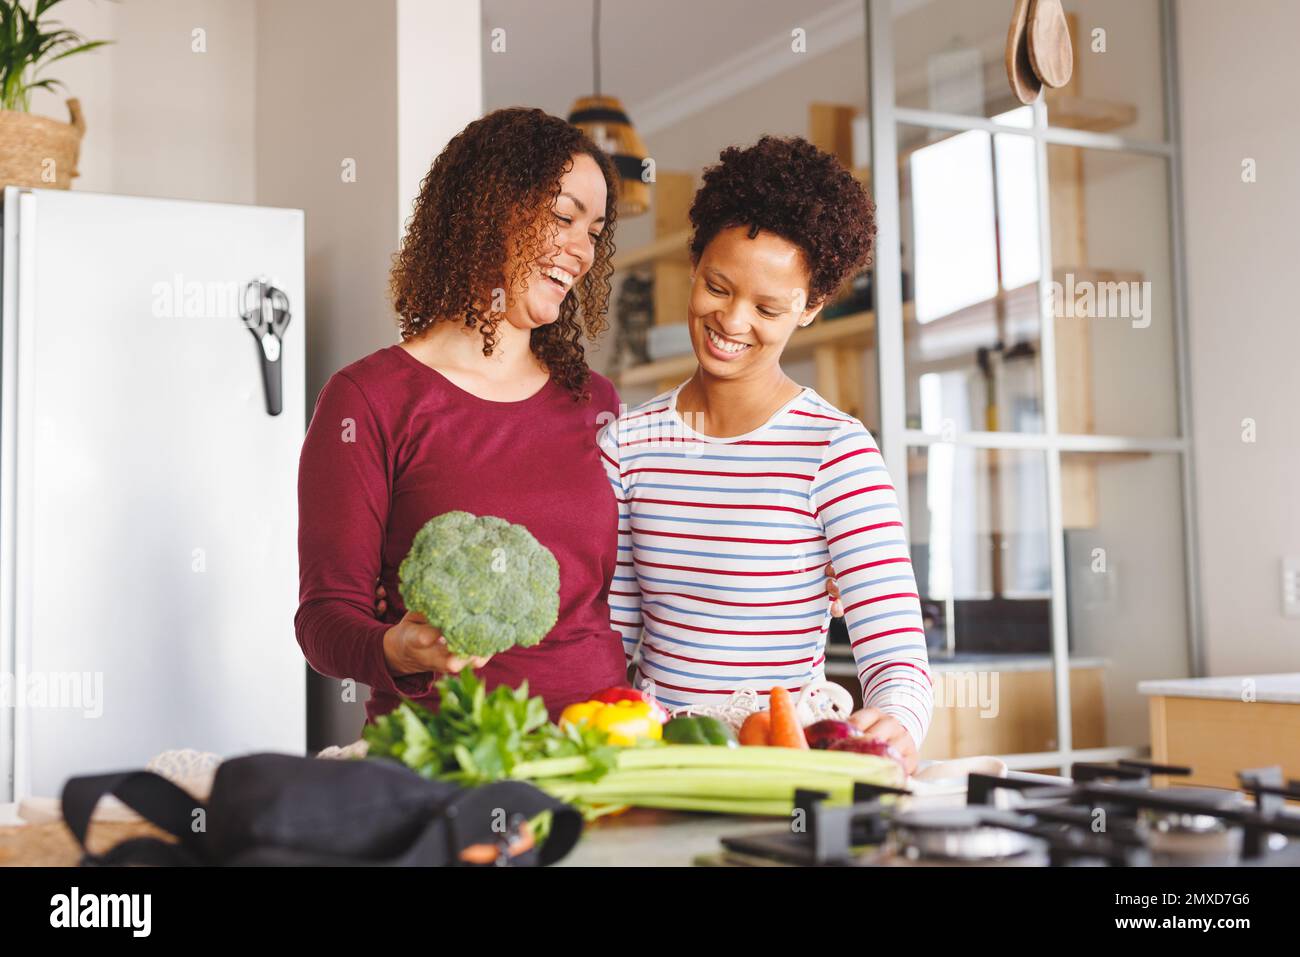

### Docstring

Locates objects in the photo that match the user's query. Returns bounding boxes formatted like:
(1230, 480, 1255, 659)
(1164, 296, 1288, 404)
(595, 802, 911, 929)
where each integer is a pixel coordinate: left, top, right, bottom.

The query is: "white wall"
(29, 0, 256, 203)
(397, 0, 483, 245)
(254, 0, 401, 409)
(253, 0, 484, 406)
(1177, 0, 1300, 673)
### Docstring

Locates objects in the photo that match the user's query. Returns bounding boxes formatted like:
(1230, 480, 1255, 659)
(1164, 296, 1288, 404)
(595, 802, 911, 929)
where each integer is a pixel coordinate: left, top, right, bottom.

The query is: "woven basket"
(0, 98, 85, 190)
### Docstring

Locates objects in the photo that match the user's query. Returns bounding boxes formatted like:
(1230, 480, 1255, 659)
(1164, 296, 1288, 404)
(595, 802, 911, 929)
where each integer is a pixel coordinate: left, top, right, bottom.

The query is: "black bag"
(61, 752, 583, 867)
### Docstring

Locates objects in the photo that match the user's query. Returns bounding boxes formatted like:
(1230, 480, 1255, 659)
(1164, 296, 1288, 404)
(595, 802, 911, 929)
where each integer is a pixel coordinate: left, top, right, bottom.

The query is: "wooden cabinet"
(827, 658, 1106, 761)
(918, 663, 1106, 761)
(1147, 689, 1300, 789)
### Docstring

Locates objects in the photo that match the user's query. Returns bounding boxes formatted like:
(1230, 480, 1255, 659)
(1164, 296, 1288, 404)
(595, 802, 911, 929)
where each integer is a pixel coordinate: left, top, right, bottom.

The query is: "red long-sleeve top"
(294, 345, 627, 727)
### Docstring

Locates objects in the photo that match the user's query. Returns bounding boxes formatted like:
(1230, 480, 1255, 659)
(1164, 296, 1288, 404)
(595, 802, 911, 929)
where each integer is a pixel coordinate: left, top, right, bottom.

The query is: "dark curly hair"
(688, 135, 875, 306)
(390, 108, 619, 398)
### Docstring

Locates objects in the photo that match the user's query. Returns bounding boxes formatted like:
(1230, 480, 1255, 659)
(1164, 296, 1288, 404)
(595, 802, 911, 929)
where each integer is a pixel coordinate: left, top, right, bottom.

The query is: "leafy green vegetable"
(398, 511, 560, 658)
(363, 669, 619, 787)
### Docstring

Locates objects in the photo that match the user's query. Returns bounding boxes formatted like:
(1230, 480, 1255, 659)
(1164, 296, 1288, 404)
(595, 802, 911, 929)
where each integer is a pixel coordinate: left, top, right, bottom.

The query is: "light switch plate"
(1283, 558, 1300, 619)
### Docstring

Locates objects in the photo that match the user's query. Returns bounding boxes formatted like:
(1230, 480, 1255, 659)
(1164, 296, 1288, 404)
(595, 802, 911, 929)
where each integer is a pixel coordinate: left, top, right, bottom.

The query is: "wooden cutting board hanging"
(1005, 0, 1042, 104)
(1027, 0, 1074, 88)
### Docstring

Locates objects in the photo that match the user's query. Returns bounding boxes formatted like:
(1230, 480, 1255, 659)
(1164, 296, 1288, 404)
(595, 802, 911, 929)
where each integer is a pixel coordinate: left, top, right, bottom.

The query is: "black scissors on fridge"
(240, 278, 291, 416)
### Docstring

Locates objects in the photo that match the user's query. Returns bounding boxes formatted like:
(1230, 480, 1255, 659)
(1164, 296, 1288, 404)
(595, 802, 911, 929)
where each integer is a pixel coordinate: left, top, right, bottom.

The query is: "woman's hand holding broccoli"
(377, 511, 563, 679)
(382, 609, 492, 678)
(375, 580, 491, 675)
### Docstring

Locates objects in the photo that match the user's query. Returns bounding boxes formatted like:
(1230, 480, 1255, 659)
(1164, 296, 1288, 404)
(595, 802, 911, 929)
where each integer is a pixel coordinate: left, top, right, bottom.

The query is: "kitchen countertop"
(0, 801, 757, 867)
(559, 808, 778, 866)
(0, 758, 998, 867)
(0, 802, 785, 867)
(1138, 673, 1300, 703)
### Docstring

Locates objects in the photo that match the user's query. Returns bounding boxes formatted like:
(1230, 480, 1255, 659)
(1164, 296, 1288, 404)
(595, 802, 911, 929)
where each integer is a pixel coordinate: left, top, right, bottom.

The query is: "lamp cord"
(592, 0, 601, 96)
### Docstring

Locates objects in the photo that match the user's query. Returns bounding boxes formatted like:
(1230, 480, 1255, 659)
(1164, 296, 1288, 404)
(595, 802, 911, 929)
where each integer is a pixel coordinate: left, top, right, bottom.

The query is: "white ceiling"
(481, 0, 860, 125)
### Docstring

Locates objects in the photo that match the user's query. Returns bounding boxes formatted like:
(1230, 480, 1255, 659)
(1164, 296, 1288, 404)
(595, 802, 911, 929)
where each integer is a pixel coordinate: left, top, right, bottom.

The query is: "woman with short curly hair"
(296, 108, 629, 727)
(599, 136, 934, 771)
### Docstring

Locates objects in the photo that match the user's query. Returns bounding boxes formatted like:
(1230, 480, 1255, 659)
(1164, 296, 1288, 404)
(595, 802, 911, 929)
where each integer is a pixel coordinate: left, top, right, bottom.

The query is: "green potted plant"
(0, 0, 111, 189)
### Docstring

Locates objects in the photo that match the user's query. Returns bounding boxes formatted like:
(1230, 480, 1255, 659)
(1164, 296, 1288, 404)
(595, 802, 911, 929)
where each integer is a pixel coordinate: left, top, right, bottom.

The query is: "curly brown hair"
(389, 108, 619, 398)
(688, 135, 875, 306)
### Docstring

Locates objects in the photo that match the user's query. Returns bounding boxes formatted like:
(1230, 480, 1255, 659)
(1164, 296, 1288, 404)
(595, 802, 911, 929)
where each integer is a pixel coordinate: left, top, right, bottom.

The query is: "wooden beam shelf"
(1044, 95, 1139, 133)
(615, 228, 691, 270)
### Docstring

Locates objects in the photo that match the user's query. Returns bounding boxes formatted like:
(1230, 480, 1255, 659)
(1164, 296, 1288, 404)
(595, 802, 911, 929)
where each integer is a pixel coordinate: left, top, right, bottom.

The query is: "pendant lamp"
(566, 0, 649, 216)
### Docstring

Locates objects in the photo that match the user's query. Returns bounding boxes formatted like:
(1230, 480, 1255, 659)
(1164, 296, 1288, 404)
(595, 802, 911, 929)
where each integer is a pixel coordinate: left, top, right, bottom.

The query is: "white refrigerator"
(0, 187, 308, 801)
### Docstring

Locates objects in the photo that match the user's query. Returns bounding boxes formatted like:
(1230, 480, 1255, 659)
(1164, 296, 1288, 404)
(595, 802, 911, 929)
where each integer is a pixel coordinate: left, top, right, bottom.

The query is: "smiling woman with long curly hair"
(295, 108, 632, 728)
(390, 108, 618, 398)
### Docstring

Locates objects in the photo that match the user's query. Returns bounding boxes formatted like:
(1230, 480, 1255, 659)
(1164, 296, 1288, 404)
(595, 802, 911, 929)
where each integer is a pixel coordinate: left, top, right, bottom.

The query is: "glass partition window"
(1047, 146, 1179, 437)
(909, 445, 1067, 760)
(1062, 452, 1190, 749)
(908, 447, 1053, 643)
(1056, 0, 1168, 141)
(875, 0, 1190, 769)
(900, 124, 1045, 434)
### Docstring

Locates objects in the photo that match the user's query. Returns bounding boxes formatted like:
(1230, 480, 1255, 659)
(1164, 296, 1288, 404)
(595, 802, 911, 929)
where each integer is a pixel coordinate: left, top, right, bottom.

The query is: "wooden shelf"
(615, 228, 690, 270)
(906, 446, 1152, 476)
(613, 308, 888, 389)
(614, 258, 1141, 390)
(972, 90, 1140, 134)
(1045, 95, 1139, 133)
(1059, 449, 1154, 466)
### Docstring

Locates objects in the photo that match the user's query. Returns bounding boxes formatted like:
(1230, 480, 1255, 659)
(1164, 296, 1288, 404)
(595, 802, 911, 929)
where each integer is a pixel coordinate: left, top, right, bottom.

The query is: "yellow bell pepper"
(558, 700, 605, 727)
(560, 699, 664, 746)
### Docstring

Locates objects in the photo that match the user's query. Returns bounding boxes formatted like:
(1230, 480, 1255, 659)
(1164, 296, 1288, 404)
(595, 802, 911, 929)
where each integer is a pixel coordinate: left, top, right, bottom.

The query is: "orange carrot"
(767, 687, 808, 749)
(458, 821, 535, 864)
(739, 711, 772, 746)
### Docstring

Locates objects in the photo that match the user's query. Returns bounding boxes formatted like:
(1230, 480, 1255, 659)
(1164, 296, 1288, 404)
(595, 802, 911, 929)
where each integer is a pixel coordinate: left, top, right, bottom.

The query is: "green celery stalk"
(510, 755, 592, 779)
(613, 745, 904, 779)
(595, 794, 798, 816)
(513, 745, 905, 784)
(535, 769, 857, 801)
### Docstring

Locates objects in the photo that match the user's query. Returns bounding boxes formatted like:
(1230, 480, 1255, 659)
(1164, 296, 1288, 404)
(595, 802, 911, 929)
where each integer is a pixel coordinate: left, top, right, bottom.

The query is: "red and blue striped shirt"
(597, 384, 933, 748)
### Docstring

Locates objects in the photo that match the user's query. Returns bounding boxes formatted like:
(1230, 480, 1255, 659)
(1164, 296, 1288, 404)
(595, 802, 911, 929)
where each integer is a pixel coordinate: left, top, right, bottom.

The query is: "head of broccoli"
(397, 511, 561, 658)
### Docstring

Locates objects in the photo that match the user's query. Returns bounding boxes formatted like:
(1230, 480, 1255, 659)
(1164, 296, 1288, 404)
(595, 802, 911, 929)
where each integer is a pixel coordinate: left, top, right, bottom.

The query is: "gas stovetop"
(716, 761, 1300, 867)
